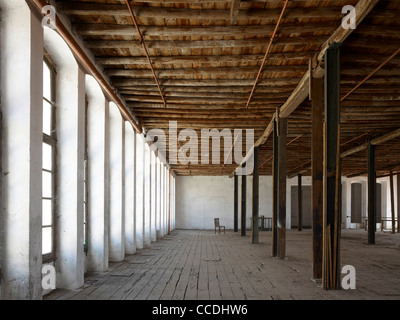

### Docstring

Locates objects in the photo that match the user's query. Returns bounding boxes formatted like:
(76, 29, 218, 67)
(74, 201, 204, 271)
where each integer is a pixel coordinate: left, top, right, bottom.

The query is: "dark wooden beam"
(114, 77, 304, 88)
(323, 42, 341, 290)
(97, 52, 316, 66)
(63, 3, 342, 21)
(341, 128, 400, 159)
(390, 172, 395, 234)
(277, 117, 288, 260)
(252, 146, 259, 244)
(367, 140, 376, 245)
(105, 65, 306, 78)
(241, 163, 246, 237)
(74, 23, 336, 37)
(298, 173, 303, 232)
(234, 173, 239, 233)
(272, 118, 279, 257)
(311, 70, 324, 281)
(86, 36, 328, 50)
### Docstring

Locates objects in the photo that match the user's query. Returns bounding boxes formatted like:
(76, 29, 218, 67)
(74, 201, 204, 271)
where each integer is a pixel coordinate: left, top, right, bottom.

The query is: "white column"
(109, 103, 125, 262)
(166, 169, 170, 235)
(56, 61, 86, 289)
(163, 166, 168, 236)
(136, 133, 145, 249)
(0, 0, 43, 299)
(150, 151, 157, 242)
(144, 144, 151, 246)
(86, 75, 109, 272)
(160, 164, 165, 237)
(156, 158, 162, 239)
(172, 176, 176, 231)
(125, 122, 136, 255)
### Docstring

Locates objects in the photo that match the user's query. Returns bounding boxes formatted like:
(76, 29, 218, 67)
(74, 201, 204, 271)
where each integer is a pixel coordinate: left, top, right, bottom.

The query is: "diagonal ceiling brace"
(245, 0, 290, 109)
(341, 47, 400, 101)
(125, 0, 167, 108)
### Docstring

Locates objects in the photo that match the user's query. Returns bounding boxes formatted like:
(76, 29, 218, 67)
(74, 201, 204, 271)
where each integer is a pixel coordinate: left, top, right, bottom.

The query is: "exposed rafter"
(124, 0, 166, 108)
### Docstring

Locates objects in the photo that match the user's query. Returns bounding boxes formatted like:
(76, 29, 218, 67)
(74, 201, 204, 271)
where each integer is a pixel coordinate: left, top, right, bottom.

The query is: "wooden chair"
(214, 218, 225, 234)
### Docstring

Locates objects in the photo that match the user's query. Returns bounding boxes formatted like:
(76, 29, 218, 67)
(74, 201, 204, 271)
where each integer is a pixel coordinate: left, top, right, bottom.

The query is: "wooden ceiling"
(56, 0, 400, 177)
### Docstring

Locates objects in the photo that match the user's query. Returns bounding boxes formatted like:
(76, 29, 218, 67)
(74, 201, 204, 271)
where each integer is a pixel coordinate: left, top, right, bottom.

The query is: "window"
(42, 57, 57, 263)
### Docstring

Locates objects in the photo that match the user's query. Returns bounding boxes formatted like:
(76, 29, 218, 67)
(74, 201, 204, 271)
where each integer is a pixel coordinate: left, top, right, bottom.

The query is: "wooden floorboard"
(44, 229, 400, 300)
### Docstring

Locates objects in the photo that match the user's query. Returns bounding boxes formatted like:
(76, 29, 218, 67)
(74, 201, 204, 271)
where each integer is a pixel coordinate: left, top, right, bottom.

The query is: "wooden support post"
(241, 163, 246, 236)
(322, 42, 341, 290)
(298, 173, 303, 232)
(311, 71, 324, 281)
(389, 172, 395, 234)
(277, 117, 288, 260)
(367, 140, 376, 245)
(252, 146, 259, 244)
(272, 118, 279, 257)
(234, 173, 239, 232)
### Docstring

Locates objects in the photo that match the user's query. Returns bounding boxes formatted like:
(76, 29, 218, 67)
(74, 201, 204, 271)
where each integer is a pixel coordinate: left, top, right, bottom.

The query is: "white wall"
(341, 175, 397, 230)
(176, 176, 275, 230)
(176, 174, 400, 231)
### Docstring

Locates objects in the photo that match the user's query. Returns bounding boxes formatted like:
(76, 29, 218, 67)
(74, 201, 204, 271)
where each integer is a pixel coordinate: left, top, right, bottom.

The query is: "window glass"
(42, 142, 52, 171)
(42, 199, 52, 226)
(43, 62, 52, 101)
(42, 171, 52, 198)
(42, 227, 52, 255)
(43, 100, 52, 136)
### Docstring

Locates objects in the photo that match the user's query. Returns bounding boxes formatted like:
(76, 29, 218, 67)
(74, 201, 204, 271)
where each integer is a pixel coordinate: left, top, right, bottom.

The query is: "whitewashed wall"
(176, 175, 398, 231)
(176, 176, 275, 230)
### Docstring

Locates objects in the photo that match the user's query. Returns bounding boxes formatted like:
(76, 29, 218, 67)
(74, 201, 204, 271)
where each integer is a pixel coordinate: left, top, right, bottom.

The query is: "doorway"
(291, 185, 312, 229)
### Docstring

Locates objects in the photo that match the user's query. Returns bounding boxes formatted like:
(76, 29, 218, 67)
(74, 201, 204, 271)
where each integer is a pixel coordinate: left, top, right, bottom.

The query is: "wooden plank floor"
(44, 229, 400, 300)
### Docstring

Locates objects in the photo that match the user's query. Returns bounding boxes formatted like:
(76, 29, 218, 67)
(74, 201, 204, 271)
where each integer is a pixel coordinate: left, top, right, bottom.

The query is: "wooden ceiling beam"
(74, 23, 336, 37)
(85, 36, 329, 49)
(133, 112, 272, 119)
(340, 128, 400, 158)
(109, 0, 336, 3)
(112, 78, 304, 87)
(105, 66, 306, 78)
(96, 51, 317, 66)
(128, 102, 282, 109)
(125, 96, 288, 104)
(112, 76, 400, 89)
(119, 85, 297, 94)
(123, 91, 291, 100)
